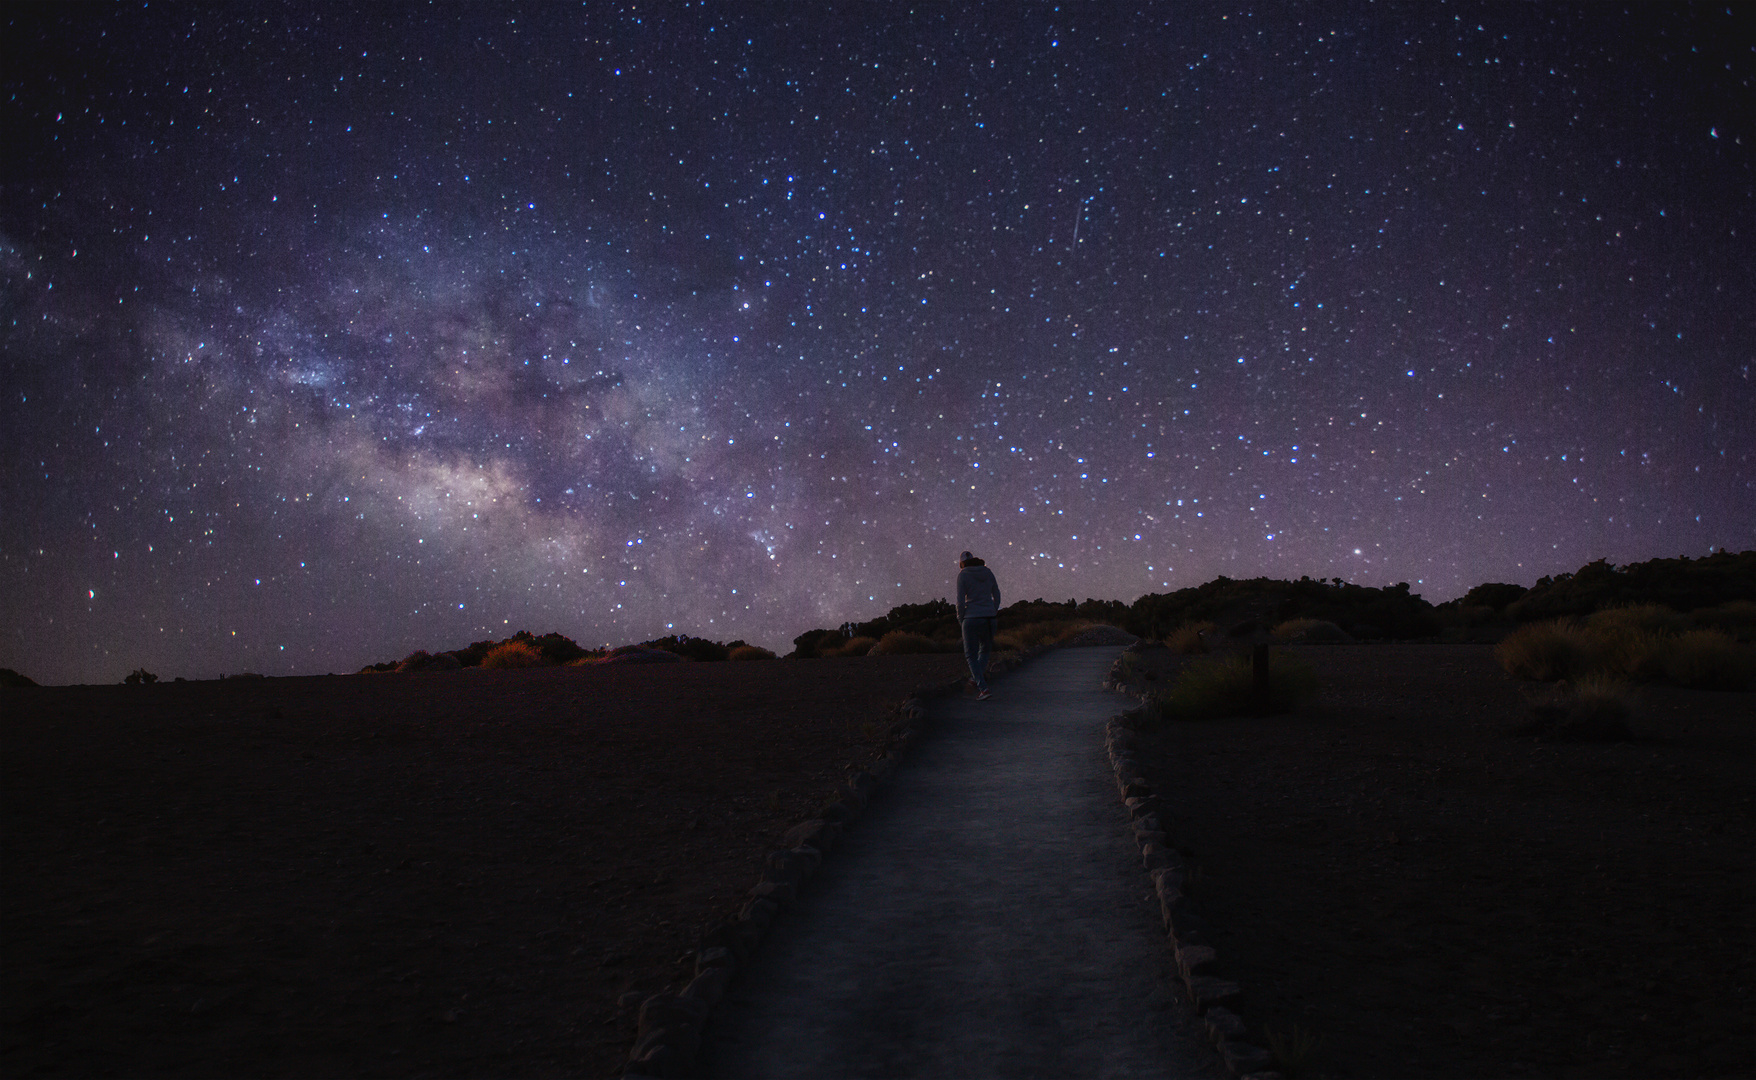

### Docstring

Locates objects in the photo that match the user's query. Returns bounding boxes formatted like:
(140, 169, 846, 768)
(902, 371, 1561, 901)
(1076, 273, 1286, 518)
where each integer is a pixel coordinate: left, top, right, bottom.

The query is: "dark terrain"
(1116, 643, 1753, 1079)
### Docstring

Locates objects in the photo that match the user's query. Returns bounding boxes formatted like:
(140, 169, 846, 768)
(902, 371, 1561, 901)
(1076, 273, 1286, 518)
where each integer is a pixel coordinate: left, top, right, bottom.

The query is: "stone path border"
(622, 646, 1047, 1079)
(1102, 646, 1282, 1080)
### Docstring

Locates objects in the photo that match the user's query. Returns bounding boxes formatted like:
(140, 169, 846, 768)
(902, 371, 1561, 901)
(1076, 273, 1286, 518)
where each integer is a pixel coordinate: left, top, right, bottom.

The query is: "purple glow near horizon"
(2, 5, 1750, 683)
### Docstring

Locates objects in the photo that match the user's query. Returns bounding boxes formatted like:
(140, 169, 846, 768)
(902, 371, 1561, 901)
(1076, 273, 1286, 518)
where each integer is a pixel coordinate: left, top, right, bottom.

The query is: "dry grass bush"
(830, 636, 878, 657)
(1496, 620, 1598, 681)
(870, 630, 946, 655)
(994, 619, 1094, 652)
(1165, 620, 1217, 654)
(480, 640, 546, 669)
(1498, 615, 1755, 691)
(1519, 675, 1635, 741)
(1661, 629, 1755, 691)
(1586, 603, 1692, 636)
(1148, 650, 1318, 722)
(1692, 600, 1756, 642)
(728, 644, 777, 661)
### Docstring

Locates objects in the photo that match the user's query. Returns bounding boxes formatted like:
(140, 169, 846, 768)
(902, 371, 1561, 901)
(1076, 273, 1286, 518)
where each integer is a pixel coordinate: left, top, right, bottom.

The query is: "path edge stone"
(1105, 642, 1285, 1080)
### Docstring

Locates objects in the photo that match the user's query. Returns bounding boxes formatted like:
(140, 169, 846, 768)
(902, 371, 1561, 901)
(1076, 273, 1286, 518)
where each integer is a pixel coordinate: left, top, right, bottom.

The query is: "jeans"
(961, 617, 996, 691)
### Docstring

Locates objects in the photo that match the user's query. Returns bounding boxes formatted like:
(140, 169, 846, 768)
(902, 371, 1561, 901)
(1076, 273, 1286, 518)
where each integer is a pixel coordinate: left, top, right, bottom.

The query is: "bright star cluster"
(2, 5, 1750, 683)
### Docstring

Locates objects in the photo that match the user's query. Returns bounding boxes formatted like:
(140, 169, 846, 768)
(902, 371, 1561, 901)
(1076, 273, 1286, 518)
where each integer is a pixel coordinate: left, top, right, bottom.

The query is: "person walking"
(955, 550, 1001, 699)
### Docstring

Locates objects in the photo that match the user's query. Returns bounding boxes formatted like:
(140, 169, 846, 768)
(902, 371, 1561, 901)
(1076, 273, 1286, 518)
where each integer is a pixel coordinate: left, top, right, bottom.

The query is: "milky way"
(3, 4, 1751, 684)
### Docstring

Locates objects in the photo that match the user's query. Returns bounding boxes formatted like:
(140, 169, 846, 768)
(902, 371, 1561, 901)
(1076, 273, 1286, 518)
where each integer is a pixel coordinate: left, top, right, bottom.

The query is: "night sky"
(3, 4, 1751, 685)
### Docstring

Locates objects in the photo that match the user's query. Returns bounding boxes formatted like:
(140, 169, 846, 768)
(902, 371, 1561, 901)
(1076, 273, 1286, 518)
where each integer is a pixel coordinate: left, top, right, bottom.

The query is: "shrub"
(729, 645, 777, 661)
(0, 668, 38, 688)
(1661, 629, 1756, 691)
(830, 636, 878, 657)
(396, 650, 433, 673)
(1692, 600, 1756, 642)
(1586, 603, 1691, 636)
(1165, 620, 1216, 654)
(871, 630, 945, 655)
(1519, 676, 1634, 741)
(124, 668, 159, 685)
(481, 640, 545, 669)
(1150, 650, 1317, 722)
(1495, 620, 1598, 681)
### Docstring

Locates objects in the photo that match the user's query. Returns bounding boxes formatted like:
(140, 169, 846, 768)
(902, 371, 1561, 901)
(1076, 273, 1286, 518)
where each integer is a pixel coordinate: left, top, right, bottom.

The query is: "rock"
(1141, 842, 1177, 870)
(1125, 795, 1161, 819)
(1133, 827, 1167, 849)
(636, 993, 708, 1039)
(1134, 812, 1164, 834)
(1220, 1039, 1275, 1073)
(628, 1039, 692, 1079)
(694, 946, 733, 974)
(818, 799, 857, 824)
(747, 879, 796, 905)
(739, 896, 780, 929)
(1186, 974, 1241, 1008)
(766, 847, 818, 881)
(1123, 779, 1154, 800)
(1204, 1005, 1248, 1043)
(1176, 944, 1217, 979)
(1151, 865, 1185, 893)
(681, 964, 732, 1008)
(780, 819, 822, 847)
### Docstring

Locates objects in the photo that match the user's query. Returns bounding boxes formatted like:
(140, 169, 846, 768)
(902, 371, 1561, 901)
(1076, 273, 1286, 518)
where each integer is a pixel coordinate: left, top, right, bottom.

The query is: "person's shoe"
(978, 688, 993, 700)
(966, 677, 978, 692)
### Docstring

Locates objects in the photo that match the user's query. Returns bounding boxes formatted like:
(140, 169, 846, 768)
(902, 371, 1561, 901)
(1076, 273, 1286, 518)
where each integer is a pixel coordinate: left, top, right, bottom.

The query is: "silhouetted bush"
(124, 668, 158, 685)
(1127, 575, 1439, 641)
(1461, 582, 1529, 611)
(641, 635, 730, 662)
(0, 668, 38, 688)
(787, 628, 847, 659)
(728, 644, 777, 661)
(1507, 551, 1755, 622)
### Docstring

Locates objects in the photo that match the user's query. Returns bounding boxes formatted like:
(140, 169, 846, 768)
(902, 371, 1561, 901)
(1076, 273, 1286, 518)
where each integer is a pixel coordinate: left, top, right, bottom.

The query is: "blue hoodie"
(956, 558, 1001, 620)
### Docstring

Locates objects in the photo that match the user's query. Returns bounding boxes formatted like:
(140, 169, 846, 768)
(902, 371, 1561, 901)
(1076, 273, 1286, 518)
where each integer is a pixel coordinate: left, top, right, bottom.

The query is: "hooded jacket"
(956, 558, 1001, 621)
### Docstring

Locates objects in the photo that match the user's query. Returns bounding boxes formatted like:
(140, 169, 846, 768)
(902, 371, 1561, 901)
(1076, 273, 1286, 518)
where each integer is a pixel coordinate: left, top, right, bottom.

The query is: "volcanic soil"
(2, 654, 963, 1079)
(1115, 642, 1753, 1079)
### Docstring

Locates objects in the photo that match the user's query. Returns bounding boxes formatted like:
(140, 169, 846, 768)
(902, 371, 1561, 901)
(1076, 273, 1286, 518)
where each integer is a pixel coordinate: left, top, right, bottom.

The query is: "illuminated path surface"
(700, 646, 1225, 1080)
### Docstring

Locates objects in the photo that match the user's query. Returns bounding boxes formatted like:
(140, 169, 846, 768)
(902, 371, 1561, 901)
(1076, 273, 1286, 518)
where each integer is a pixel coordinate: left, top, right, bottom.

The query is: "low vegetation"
(480, 640, 544, 669)
(1518, 675, 1635, 742)
(1147, 650, 1318, 723)
(1165, 620, 1216, 654)
(869, 631, 944, 655)
(1496, 612, 1755, 690)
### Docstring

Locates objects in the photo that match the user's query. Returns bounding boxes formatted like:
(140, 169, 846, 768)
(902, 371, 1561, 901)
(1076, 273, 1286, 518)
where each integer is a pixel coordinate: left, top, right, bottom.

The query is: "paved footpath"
(700, 646, 1225, 1080)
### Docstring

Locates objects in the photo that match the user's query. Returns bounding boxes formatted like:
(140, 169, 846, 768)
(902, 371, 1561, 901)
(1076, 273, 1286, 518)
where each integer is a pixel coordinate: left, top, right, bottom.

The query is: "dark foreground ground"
(1, 655, 964, 1079)
(1117, 643, 1753, 1079)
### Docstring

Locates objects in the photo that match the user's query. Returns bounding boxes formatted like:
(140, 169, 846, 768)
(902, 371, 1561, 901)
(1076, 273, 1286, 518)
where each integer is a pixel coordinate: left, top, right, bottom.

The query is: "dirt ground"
(1, 654, 964, 1079)
(1115, 643, 1753, 1079)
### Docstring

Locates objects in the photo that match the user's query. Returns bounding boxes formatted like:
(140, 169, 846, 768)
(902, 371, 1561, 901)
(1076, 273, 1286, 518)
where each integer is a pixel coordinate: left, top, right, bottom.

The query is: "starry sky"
(3, 4, 1751, 684)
